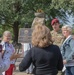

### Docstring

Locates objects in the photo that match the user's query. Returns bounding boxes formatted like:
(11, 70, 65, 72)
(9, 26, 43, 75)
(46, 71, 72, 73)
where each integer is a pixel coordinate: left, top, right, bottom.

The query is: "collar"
(63, 35, 72, 44)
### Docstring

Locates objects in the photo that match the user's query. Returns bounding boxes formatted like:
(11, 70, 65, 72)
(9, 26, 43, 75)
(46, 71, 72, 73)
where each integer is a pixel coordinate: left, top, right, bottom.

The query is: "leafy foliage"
(0, 0, 74, 42)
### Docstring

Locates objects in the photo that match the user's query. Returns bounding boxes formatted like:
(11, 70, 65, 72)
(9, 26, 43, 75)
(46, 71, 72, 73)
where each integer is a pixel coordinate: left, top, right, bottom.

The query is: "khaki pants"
(57, 71, 65, 75)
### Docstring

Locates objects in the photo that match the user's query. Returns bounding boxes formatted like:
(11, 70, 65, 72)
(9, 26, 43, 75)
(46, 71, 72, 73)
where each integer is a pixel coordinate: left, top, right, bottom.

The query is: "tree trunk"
(13, 21, 19, 43)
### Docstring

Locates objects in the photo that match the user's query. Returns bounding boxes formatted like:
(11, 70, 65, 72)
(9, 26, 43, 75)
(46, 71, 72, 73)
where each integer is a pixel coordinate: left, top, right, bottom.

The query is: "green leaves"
(0, 0, 74, 27)
(0, 0, 74, 42)
(22, 0, 74, 26)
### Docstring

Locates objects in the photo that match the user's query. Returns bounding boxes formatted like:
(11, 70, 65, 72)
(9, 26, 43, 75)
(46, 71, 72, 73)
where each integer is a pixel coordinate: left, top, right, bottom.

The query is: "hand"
(63, 60, 67, 64)
(10, 53, 22, 60)
(15, 53, 22, 58)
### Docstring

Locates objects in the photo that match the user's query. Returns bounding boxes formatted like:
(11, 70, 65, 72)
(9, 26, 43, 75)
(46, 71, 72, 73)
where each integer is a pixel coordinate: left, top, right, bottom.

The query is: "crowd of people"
(0, 18, 74, 75)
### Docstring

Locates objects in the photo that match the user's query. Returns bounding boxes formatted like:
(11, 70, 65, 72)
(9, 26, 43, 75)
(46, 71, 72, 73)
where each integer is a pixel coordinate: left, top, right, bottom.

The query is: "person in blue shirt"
(61, 25, 74, 75)
(0, 44, 11, 75)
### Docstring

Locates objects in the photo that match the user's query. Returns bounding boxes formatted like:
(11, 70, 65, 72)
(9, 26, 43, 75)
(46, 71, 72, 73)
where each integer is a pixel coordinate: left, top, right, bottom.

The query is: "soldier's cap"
(51, 18, 59, 25)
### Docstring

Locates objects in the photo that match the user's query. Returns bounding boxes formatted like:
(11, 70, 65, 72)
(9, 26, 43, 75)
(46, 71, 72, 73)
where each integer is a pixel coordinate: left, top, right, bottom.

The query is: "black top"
(19, 45, 63, 75)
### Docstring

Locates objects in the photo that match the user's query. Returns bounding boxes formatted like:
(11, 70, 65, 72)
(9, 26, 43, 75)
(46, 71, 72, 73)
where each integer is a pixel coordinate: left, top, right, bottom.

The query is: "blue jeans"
(66, 66, 74, 75)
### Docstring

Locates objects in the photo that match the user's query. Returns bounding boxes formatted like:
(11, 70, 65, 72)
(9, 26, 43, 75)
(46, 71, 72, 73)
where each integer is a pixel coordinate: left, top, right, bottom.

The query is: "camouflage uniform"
(51, 29, 64, 47)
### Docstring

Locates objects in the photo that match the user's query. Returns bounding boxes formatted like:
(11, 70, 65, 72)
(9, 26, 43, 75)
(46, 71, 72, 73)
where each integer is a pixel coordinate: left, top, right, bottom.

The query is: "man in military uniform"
(51, 18, 64, 47)
(51, 18, 64, 75)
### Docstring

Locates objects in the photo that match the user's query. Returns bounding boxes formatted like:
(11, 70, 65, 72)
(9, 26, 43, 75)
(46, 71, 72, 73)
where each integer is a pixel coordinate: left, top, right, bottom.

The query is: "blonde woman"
(1, 31, 22, 75)
(19, 25, 63, 75)
(61, 25, 74, 75)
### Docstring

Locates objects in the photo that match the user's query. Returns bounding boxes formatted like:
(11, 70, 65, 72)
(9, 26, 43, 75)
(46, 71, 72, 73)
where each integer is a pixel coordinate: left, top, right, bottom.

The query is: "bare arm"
(10, 53, 22, 60)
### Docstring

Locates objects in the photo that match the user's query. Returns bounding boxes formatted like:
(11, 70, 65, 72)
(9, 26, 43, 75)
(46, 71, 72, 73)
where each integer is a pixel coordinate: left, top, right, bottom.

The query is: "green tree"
(0, 0, 74, 43)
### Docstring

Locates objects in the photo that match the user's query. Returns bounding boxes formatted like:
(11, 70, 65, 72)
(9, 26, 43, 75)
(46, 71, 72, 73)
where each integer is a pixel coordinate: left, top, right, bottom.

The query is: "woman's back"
(19, 45, 63, 75)
(32, 45, 63, 74)
(19, 25, 63, 75)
